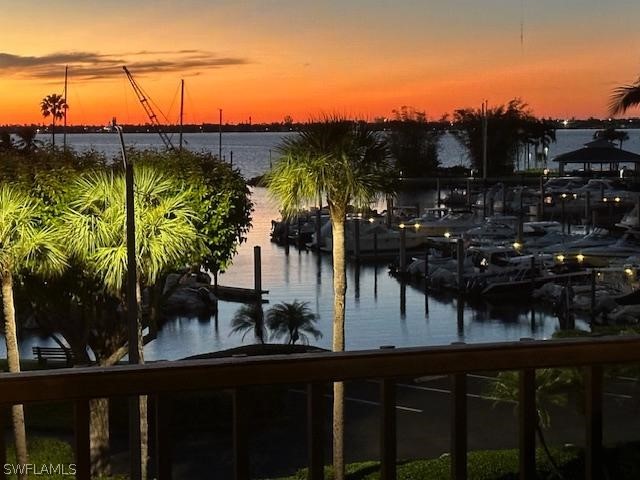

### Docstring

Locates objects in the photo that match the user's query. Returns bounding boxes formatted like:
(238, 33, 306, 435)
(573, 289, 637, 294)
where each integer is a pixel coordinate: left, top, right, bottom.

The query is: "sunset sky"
(1, 0, 640, 125)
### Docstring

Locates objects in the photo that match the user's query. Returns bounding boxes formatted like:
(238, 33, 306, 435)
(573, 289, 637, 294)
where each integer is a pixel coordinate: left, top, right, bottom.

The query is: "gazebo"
(553, 139, 640, 175)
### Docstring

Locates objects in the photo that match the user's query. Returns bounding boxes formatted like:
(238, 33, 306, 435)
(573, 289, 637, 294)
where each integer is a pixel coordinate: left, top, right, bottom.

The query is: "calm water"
(5, 129, 630, 359)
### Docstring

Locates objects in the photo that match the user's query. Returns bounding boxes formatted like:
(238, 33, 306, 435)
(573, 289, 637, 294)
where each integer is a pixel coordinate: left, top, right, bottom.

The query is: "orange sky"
(2, 0, 640, 125)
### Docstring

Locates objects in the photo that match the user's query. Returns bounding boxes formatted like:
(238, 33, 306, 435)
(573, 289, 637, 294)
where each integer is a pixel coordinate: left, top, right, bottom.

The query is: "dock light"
(572, 193, 578, 199)
(625, 268, 634, 276)
(561, 193, 567, 199)
(615, 197, 621, 203)
(577, 254, 585, 263)
(603, 197, 608, 202)
(357, 212, 363, 218)
(444, 232, 451, 238)
(368, 217, 375, 223)
(543, 168, 550, 176)
(414, 223, 420, 229)
(556, 254, 565, 263)
(399, 223, 405, 229)
(544, 196, 553, 204)
(513, 242, 522, 249)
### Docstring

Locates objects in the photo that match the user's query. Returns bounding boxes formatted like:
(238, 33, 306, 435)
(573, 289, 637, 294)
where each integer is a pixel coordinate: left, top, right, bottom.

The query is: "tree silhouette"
(267, 300, 321, 345)
(610, 76, 640, 116)
(40, 94, 68, 146)
(230, 303, 266, 343)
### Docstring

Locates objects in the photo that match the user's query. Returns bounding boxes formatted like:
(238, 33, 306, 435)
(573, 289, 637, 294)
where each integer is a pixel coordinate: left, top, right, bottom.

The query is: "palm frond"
(609, 81, 640, 116)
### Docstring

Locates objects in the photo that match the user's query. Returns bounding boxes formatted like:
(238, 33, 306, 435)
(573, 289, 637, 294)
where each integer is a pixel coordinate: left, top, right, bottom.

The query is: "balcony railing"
(2, 335, 640, 480)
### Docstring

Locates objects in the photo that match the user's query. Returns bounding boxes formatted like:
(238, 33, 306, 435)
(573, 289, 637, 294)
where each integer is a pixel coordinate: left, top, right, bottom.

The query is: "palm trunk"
(2, 275, 29, 479)
(536, 417, 564, 478)
(90, 398, 111, 476)
(51, 118, 56, 147)
(330, 210, 347, 480)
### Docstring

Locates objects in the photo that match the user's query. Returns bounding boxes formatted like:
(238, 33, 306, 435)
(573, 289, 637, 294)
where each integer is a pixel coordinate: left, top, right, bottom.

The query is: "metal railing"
(2, 335, 640, 480)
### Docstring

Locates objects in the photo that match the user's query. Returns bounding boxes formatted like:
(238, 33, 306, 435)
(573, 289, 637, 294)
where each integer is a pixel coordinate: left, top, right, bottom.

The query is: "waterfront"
(4, 129, 632, 360)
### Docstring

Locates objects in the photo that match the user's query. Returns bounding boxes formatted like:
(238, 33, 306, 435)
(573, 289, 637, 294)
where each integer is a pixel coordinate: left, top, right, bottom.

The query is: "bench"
(32, 346, 75, 367)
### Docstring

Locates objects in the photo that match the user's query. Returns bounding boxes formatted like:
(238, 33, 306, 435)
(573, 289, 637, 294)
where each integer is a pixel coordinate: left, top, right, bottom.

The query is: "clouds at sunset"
(0, 50, 250, 81)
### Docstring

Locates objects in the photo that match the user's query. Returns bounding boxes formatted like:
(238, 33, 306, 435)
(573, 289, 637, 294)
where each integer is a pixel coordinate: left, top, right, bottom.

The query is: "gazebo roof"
(553, 140, 640, 165)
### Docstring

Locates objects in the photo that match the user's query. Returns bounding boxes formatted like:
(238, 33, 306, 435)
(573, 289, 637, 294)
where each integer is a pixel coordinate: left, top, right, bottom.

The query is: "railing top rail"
(2, 335, 640, 404)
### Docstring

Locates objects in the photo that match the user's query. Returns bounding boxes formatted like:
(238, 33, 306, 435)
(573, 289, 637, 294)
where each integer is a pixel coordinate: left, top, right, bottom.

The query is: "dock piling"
(399, 227, 407, 274)
(354, 217, 361, 262)
(254, 246, 262, 300)
(436, 178, 441, 207)
(585, 191, 591, 234)
(457, 239, 465, 292)
(539, 175, 545, 220)
(315, 208, 321, 253)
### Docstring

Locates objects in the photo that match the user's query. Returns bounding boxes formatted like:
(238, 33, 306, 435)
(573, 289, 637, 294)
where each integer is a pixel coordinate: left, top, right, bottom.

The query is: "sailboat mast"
(63, 65, 68, 150)
(179, 79, 184, 151)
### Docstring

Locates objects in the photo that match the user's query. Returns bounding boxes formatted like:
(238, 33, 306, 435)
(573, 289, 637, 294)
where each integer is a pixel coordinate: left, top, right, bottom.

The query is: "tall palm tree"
(40, 94, 67, 147)
(60, 164, 203, 479)
(267, 300, 321, 345)
(0, 184, 67, 479)
(610, 76, 640, 116)
(266, 118, 395, 480)
(230, 303, 266, 343)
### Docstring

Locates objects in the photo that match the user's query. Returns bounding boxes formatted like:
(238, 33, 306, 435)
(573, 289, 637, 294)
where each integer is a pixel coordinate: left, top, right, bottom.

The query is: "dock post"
(591, 210, 597, 229)
(436, 178, 442, 207)
(517, 215, 524, 245)
(482, 182, 487, 219)
(530, 256, 536, 291)
(254, 246, 262, 300)
(297, 215, 303, 249)
(502, 184, 507, 215)
(591, 270, 597, 323)
(539, 175, 545, 220)
(424, 246, 430, 280)
(466, 178, 471, 207)
(373, 232, 378, 259)
(561, 195, 566, 234)
(230, 150, 233, 167)
(315, 208, 321, 253)
(284, 221, 290, 255)
(354, 217, 361, 262)
(399, 227, 406, 274)
(415, 202, 421, 218)
(386, 195, 393, 227)
(585, 191, 592, 234)
(457, 239, 465, 293)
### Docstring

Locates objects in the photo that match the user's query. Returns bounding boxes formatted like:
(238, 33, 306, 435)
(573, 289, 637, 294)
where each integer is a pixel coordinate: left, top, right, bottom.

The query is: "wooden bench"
(32, 346, 75, 367)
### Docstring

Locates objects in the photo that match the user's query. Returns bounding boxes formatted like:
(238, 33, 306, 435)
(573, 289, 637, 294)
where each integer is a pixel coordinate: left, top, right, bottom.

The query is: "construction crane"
(122, 66, 176, 151)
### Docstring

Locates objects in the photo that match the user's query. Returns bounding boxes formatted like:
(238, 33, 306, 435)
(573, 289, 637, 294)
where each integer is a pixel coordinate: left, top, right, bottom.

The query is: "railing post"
(307, 383, 324, 480)
(0, 405, 6, 480)
(585, 365, 603, 480)
(233, 388, 250, 480)
(451, 373, 467, 480)
(380, 379, 397, 480)
(74, 399, 91, 480)
(519, 368, 536, 480)
(155, 395, 172, 480)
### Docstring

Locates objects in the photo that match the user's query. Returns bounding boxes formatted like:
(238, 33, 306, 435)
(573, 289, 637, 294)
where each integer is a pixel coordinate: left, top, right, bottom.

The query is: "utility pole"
(63, 65, 68, 150)
(482, 100, 488, 180)
(179, 79, 184, 151)
(219, 108, 223, 160)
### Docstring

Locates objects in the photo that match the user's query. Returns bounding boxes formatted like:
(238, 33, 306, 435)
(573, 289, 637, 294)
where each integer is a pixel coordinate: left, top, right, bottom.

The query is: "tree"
(452, 99, 534, 176)
(0, 184, 66, 479)
(489, 368, 578, 476)
(609, 76, 640, 116)
(267, 300, 321, 345)
(266, 118, 395, 480)
(388, 106, 443, 177)
(40, 94, 67, 147)
(60, 164, 204, 479)
(230, 303, 266, 344)
(14, 127, 41, 154)
(593, 126, 629, 149)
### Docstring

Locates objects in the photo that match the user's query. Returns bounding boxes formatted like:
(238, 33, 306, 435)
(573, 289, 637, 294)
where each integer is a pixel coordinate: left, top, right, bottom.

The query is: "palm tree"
(14, 127, 41, 154)
(60, 164, 203, 479)
(40, 94, 68, 147)
(0, 184, 67, 479)
(489, 368, 578, 477)
(610, 76, 640, 116)
(266, 118, 395, 480)
(267, 300, 321, 345)
(230, 303, 266, 343)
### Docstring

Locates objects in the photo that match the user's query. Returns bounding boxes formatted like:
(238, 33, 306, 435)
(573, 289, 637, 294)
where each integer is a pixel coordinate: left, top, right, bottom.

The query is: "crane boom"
(122, 66, 175, 151)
